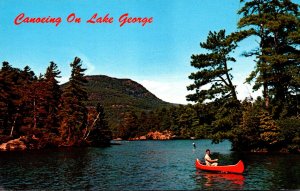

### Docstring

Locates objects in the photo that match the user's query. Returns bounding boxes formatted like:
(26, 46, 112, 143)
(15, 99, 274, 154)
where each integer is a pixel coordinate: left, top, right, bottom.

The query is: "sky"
(0, 0, 267, 104)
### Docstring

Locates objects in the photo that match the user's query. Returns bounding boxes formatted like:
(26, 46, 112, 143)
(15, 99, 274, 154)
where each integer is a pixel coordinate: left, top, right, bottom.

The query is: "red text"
(87, 13, 113, 24)
(119, 13, 153, 27)
(14, 13, 62, 27)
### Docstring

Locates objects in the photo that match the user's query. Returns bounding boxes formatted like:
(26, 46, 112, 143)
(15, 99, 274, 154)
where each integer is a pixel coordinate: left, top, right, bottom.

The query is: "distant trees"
(118, 111, 139, 139)
(0, 57, 112, 149)
(86, 103, 112, 146)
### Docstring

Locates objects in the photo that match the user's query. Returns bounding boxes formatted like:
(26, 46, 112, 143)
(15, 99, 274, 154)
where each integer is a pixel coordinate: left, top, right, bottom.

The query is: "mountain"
(83, 75, 174, 128)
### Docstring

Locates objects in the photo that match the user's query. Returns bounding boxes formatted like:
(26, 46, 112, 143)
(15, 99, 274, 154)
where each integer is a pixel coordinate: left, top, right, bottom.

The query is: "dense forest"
(0, 57, 112, 150)
(0, 0, 299, 153)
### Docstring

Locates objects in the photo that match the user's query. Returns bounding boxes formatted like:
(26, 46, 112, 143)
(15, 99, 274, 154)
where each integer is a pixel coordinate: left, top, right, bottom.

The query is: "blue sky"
(0, 0, 263, 104)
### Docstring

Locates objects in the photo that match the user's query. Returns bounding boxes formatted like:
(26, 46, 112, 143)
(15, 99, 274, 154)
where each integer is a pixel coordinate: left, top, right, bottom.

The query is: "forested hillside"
(81, 75, 173, 129)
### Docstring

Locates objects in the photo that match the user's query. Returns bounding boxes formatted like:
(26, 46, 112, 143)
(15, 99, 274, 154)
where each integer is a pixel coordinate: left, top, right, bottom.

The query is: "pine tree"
(187, 29, 238, 104)
(44, 62, 61, 132)
(0, 62, 19, 135)
(59, 57, 88, 145)
(87, 103, 112, 146)
(17, 66, 37, 133)
(231, 101, 260, 151)
(0, 63, 31, 137)
(178, 106, 198, 138)
(31, 76, 48, 130)
(238, 0, 300, 114)
(258, 110, 281, 148)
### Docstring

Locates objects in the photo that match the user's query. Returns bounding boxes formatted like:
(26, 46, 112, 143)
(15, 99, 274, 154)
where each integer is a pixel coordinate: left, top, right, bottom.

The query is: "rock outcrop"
(147, 131, 173, 140)
(0, 135, 42, 151)
(0, 137, 27, 151)
(129, 130, 174, 140)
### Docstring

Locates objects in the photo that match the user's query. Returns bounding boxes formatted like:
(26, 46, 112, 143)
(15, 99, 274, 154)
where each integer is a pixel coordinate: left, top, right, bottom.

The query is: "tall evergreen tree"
(187, 30, 243, 142)
(258, 110, 281, 147)
(187, 30, 238, 104)
(59, 57, 88, 145)
(0, 62, 20, 135)
(238, 0, 300, 114)
(87, 103, 112, 146)
(17, 66, 37, 133)
(44, 62, 61, 132)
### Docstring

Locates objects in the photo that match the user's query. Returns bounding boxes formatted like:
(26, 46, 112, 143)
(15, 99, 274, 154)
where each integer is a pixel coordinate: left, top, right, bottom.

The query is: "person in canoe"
(204, 149, 218, 166)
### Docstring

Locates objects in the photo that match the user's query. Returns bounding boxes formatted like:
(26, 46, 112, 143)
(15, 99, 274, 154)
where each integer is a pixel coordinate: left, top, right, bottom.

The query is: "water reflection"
(0, 148, 94, 190)
(195, 171, 245, 190)
(0, 140, 299, 190)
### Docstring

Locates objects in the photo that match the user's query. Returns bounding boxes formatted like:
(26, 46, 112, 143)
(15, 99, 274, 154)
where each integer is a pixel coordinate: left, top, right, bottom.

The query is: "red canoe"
(195, 159, 244, 174)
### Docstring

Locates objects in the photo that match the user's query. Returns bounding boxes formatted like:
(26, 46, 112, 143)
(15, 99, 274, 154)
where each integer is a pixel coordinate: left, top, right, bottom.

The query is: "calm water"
(0, 140, 299, 190)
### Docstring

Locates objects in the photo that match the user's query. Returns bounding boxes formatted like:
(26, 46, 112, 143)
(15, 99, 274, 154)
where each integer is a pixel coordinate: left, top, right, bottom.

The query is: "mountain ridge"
(81, 75, 175, 129)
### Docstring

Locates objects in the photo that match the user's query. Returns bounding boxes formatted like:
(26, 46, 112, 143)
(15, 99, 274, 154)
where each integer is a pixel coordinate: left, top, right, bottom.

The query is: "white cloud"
(139, 76, 263, 105)
(78, 54, 95, 75)
(59, 76, 69, 84)
(140, 79, 191, 104)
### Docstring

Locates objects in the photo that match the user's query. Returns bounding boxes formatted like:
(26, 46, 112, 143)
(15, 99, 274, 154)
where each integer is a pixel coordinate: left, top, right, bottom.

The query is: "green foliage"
(187, 29, 238, 103)
(231, 101, 288, 151)
(118, 111, 139, 139)
(184, 0, 299, 152)
(0, 62, 21, 135)
(212, 99, 242, 136)
(1, 57, 114, 149)
(82, 75, 173, 131)
(258, 110, 281, 147)
(59, 57, 88, 145)
(231, 101, 260, 151)
(237, 0, 300, 112)
(88, 104, 112, 147)
(277, 117, 300, 152)
(44, 62, 61, 131)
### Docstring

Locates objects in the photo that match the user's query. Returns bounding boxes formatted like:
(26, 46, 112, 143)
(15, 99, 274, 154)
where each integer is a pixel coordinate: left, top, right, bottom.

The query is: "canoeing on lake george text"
(14, 13, 153, 27)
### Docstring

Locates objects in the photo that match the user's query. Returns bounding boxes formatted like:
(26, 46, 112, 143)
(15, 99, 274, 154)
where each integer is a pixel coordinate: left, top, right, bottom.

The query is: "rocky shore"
(0, 136, 31, 151)
(128, 130, 174, 140)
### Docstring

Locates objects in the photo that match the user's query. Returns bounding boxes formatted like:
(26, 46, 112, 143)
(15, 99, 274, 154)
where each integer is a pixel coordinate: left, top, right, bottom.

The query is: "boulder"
(147, 130, 173, 140)
(0, 137, 27, 151)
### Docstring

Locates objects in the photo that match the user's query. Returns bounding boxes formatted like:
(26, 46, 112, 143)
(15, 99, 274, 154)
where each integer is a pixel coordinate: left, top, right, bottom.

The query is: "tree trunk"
(10, 117, 17, 137)
(84, 111, 101, 140)
(33, 98, 37, 129)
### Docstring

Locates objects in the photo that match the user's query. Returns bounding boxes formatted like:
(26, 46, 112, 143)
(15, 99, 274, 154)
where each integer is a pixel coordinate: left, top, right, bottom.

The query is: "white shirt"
(204, 153, 212, 166)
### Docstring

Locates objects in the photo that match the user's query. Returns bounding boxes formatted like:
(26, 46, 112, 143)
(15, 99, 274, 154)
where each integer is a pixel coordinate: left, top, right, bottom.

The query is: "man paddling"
(204, 149, 218, 166)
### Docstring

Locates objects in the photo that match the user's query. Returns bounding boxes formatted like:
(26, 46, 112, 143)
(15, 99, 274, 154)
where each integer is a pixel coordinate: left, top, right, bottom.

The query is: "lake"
(0, 140, 299, 190)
